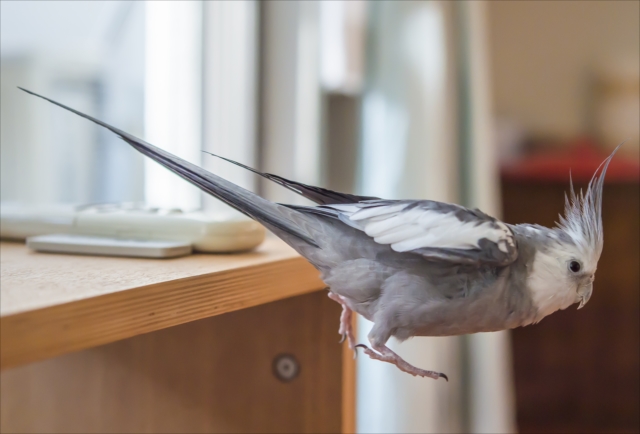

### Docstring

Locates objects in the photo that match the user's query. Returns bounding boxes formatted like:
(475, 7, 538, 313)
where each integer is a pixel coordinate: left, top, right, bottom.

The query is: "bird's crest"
(556, 143, 623, 260)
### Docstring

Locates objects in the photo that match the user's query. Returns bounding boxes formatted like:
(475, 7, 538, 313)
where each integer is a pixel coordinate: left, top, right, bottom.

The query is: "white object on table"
(0, 202, 265, 253)
(27, 233, 192, 259)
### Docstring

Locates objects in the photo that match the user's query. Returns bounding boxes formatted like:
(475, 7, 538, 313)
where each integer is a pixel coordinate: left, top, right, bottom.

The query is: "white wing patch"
(333, 202, 515, 255)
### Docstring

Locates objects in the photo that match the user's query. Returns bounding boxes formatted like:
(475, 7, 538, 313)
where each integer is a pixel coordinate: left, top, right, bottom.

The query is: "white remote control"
(0, 202, 265, 253)
(27, 234, 193, 259)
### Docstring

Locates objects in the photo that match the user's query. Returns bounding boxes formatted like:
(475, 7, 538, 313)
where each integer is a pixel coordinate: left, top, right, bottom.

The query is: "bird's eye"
(569, 261, 581, 273)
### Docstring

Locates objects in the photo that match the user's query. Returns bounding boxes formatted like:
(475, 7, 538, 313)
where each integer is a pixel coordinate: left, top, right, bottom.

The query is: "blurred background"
(1, 1, 638, 433)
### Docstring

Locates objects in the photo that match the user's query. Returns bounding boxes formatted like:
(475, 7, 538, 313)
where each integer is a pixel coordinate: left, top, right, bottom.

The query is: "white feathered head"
(557, 143, 622, 264)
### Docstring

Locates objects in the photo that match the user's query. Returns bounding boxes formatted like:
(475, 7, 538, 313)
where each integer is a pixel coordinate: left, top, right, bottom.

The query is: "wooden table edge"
(1, 255, 326, 370)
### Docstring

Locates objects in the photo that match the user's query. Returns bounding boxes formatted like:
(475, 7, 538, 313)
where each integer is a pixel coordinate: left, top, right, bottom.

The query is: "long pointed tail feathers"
(202, 150, 380, 205)
(19, 87, 318, 248)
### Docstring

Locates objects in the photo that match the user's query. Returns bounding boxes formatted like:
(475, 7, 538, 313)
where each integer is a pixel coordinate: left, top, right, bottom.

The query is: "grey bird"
(20, 88, 619, 381)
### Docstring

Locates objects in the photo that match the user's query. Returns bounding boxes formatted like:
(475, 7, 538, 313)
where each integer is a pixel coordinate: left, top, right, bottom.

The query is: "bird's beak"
(577, 282, 593, 309)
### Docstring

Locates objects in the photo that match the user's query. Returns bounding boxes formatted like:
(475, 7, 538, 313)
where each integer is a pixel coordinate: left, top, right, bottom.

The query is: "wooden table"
(0, 238, 355, 433)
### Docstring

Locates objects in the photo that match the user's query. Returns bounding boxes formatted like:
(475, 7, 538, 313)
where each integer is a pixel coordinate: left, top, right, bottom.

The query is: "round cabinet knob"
(272, 354, 300, 382)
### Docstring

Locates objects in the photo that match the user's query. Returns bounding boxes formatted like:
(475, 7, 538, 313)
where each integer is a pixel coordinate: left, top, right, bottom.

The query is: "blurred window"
(0, 1, 258, 214)
(1, 1, 146, 204)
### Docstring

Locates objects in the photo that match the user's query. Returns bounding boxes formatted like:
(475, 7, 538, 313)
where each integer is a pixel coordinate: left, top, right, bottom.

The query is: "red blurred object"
(501, 137, 640, 183)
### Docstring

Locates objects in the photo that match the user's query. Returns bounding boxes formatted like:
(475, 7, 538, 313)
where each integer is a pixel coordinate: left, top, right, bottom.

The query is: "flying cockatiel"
(21, 88, 619, 381)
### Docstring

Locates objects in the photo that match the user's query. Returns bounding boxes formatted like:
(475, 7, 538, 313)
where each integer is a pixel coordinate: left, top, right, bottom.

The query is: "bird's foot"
(327, 292, 357, 356)
(355, 344, 448, 381)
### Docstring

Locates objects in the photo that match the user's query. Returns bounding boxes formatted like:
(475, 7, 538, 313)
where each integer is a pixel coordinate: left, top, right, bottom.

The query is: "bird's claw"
(355, 343, 376, 359)
(356, 343, 448, 381)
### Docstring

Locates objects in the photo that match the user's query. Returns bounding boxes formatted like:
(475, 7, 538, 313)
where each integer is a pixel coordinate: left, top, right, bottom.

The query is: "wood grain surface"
(1, 291, 346, 433)
(1, 237, 326, 369)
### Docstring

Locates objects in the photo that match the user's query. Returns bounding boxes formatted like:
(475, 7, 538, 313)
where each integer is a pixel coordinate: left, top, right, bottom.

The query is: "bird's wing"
(322, 200, 518, 266)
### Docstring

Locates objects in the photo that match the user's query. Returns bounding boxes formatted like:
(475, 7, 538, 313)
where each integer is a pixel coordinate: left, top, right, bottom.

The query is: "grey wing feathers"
(322, 200, 518, 266)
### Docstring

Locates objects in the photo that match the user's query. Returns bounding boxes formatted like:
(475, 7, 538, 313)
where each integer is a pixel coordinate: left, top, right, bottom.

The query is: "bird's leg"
(356, 341, 448, 381)
(327, 292, 357, 351)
